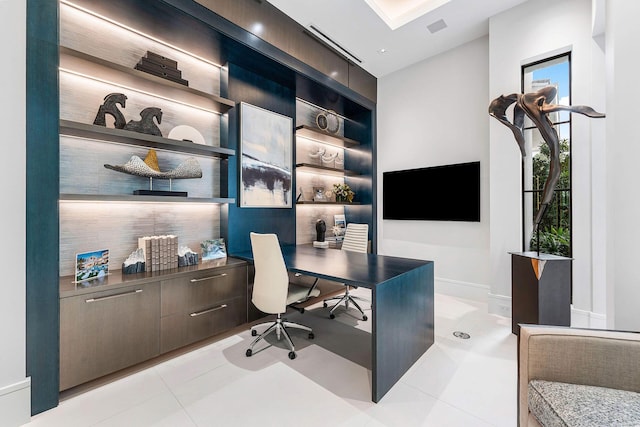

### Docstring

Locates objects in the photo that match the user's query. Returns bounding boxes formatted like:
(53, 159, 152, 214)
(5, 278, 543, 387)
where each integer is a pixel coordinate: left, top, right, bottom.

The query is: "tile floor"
(23, 291, 518, 427)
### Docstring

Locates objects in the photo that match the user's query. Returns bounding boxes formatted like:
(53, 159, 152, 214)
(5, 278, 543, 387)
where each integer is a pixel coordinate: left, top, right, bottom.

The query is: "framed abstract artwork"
(239, 102, 293, 208)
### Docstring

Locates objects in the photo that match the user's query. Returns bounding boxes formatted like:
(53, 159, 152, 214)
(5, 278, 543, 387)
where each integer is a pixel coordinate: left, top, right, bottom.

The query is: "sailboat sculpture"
(104, 149, 202, 180)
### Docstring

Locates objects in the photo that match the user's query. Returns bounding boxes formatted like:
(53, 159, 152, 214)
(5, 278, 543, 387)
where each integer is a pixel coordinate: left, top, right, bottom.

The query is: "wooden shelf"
(60, 120, 235, 158)
(295, 125, 360, 148)
(60, 193, 235, 204)
(295, 163, 359, 177)
(296, 201, 362, 206)
(59, 46, 236, 115)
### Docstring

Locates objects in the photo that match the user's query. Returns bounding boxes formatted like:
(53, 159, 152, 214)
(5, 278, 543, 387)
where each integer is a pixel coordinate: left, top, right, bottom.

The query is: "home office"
(4, 0, 640, 426)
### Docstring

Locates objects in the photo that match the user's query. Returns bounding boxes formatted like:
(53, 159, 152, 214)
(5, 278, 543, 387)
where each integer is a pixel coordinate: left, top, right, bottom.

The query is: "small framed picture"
(313, 186, 326, 201)
(75, 249, 110, 283)
(201, 238, 227, 261)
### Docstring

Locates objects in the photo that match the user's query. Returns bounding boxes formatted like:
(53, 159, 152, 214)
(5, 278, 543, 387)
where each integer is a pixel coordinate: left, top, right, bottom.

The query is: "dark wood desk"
(233, 245, 435, 402)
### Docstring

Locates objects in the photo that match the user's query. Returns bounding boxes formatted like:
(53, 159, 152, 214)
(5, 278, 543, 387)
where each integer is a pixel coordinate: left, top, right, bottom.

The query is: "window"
(521, 53, 571, 256)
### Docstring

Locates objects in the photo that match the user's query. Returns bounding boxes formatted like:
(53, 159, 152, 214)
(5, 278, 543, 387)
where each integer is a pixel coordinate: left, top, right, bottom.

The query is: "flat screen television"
(383, 161, 480, 222)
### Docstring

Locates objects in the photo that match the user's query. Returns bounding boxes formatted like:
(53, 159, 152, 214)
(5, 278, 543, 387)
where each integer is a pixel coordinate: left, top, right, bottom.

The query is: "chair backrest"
(249, 232, 289, 314)
(341, 223, 369, 253)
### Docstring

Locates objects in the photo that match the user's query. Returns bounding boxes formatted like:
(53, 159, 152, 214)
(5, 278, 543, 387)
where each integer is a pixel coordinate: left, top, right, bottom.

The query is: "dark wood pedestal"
(510, 252, 572, 335)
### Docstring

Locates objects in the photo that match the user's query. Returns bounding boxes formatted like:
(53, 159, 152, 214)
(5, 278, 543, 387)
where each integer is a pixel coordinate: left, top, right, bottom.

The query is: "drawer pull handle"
(86, 289, 142, 303)
(189, 273, 227, 283)
(190, 304, 227, 317)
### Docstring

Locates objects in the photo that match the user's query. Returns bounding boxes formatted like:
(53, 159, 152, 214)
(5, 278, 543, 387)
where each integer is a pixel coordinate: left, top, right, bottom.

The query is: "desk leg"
(372, 263, 434, 402)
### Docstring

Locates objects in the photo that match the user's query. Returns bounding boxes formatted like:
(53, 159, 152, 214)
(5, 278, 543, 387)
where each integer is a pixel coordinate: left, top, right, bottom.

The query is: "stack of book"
(325, 235, 344, 249)
(138, 235, 179, 272)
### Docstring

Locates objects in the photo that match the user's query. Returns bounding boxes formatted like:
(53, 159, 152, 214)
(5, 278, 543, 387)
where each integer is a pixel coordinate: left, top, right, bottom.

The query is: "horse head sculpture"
(93, 92, 128, 129)
(124, 106, 163, 137)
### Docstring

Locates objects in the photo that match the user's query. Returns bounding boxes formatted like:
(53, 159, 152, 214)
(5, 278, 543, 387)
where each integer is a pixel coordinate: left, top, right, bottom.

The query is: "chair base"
(246, 313, 314, 359)
(323, 287, 369, 321)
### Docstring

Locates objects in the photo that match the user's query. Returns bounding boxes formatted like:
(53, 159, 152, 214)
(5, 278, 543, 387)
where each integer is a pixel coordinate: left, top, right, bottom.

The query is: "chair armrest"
(518, 324, 640, 427)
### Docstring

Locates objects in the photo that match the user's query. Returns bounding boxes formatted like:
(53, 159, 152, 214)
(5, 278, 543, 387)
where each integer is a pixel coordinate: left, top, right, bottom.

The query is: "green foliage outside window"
(529, 138, 571, 256)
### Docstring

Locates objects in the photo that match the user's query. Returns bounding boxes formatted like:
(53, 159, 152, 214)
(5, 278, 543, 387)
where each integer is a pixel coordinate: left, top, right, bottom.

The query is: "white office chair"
(246, 232, 319, 360)
(323, 223, 370, 320)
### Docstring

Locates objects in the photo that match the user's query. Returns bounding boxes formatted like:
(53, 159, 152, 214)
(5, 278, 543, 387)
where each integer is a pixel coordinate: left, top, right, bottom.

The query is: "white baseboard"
(0, 377, 31, 426)
(571, 306, 607, 328)
(435, 277, 489, 303)
(488, 292, 512, 318)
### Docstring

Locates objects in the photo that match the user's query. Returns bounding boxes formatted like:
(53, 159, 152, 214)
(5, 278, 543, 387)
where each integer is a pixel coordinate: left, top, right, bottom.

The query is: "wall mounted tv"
(383, 161, 480, 222)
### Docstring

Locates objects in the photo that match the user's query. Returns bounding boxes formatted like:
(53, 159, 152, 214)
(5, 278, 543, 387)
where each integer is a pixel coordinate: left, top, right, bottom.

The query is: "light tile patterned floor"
(23, 291, 517, 427)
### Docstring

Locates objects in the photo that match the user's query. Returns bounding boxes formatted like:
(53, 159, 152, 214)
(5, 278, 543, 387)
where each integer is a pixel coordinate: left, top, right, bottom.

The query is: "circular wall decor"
(325, 110, 340, 134)
(167, 125, 205, 145)
(315, 111, 328, 130)
(315, 110, 340, 134)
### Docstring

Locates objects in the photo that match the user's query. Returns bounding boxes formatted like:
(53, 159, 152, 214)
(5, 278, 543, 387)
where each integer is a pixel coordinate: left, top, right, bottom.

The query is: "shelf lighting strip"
(59, 68, 221, 115)
(59, 134, 223, 159)
(295, 135, 355, 151)
(59, 198, 224, 206)
(61, 0, 223, 69)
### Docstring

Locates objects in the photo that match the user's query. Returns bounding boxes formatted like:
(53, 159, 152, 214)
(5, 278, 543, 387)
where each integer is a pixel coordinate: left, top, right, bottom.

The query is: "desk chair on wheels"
(323, 223, 370, 321)
(246, 232, 319, 360)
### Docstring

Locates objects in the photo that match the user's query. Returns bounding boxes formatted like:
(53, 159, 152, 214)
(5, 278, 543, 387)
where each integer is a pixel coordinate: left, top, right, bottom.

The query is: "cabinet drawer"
(161, 265, 246, 316)
(160, 296, 246, 353)
(60, 282, 160, 391)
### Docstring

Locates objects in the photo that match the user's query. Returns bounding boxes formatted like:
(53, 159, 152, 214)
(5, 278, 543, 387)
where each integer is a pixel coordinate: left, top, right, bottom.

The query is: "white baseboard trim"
(0, 377, 31, 426)
(488, 292, 512, 318)
(571, 306, 607, 328)
(435, 277, 489, 303)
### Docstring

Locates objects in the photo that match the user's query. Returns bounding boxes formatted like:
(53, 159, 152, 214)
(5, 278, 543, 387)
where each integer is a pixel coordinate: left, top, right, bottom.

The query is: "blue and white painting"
(75, 249, 109, 283)
(240, 102, 293, 208)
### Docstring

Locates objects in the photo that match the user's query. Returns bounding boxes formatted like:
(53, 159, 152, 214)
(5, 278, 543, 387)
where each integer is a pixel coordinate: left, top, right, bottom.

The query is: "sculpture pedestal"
(510, 252, 572, 335)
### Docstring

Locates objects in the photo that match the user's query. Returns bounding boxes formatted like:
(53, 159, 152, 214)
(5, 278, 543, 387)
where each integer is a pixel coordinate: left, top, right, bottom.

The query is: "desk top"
(232, 244, 432, 289)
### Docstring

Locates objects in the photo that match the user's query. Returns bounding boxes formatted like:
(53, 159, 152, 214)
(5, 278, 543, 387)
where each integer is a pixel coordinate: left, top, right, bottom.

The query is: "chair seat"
(528, 380, 640, 427)
(286, 283, 320, 305)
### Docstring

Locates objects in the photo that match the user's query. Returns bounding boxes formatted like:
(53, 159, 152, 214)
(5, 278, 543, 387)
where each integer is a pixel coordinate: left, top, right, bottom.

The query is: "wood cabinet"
(59, 259, 247, 391)
(60, 282, 161, 391)
(160, 263, 247, 353)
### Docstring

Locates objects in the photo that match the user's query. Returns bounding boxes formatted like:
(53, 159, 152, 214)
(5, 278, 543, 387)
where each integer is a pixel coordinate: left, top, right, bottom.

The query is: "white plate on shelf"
(168, 125, 206, 145)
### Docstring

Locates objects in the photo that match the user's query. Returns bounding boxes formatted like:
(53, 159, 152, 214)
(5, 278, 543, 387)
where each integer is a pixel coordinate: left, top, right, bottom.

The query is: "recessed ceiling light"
(364, 0, 452, 30)
(378, 48, 387, 54)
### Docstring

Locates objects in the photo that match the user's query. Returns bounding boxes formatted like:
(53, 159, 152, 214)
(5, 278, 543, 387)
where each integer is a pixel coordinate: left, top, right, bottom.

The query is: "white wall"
(489, 0, 606, 322)
(377, 36, 491, 302)
(605, 0, 640, 331)
(378, 0, 612, 324)
(0, 0, 30, 425)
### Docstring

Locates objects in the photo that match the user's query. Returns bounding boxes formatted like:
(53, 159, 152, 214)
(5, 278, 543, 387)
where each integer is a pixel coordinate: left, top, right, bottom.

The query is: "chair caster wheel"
(323, 302, 328, 308)
(308, 332, 314, 339)
(362, 315, 368, 321)
(251, 329, 257, 336)
(288, 351, 296, 360)
(330, 314, 335, 319)
(246, 349, 252, 357)
(299, 308, 305, 314)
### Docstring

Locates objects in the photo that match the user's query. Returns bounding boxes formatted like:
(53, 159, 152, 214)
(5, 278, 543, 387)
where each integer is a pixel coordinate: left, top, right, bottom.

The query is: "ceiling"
(266, 0, 529, 78)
